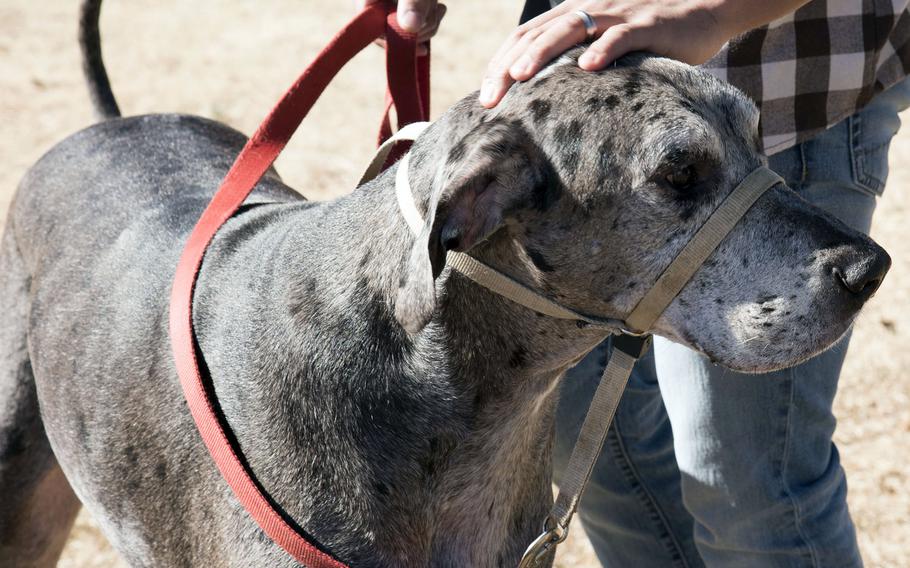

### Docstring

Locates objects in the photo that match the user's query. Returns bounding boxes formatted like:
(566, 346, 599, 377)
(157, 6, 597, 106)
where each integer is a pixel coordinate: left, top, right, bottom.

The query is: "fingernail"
(400, 10, 422, 32)
(581, 52, 605, 70)
(511, 56, 533, 78)
(480, 79, 494, 104)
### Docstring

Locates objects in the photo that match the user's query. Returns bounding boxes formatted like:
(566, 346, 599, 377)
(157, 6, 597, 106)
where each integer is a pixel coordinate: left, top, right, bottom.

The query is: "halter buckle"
(517, 516, 569, 568)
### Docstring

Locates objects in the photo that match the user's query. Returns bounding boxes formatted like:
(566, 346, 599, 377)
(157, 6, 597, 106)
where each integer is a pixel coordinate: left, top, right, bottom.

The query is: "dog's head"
(397, 50, 890, 373)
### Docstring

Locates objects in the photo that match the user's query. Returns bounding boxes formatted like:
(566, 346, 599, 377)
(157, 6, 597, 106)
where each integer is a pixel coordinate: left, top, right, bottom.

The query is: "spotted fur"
(0, 47, 889, 567)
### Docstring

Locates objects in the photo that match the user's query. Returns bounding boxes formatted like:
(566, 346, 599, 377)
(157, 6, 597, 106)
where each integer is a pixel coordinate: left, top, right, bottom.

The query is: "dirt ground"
(1, 1, 907, 567)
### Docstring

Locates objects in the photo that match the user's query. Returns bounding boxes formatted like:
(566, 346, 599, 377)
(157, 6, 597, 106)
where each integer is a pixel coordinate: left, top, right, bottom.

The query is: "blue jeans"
(554, 79, 910, 568)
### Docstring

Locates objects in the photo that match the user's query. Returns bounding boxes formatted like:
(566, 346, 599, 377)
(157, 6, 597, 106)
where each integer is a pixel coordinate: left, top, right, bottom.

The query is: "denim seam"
(779, 366, 820, 567)
(848, 114, 887, 196)
(798, 140, 808, 186)
(853, 147, 888, 192)
(607, 420, 692, 568)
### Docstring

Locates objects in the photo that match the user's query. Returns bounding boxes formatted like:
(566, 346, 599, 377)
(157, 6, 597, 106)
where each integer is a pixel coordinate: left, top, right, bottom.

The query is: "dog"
(0, 1, 891, 566)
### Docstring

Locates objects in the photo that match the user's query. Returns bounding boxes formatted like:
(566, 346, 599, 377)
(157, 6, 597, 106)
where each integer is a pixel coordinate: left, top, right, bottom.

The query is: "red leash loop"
(168, 5, 429, 566)
(380, 11, 430, 146)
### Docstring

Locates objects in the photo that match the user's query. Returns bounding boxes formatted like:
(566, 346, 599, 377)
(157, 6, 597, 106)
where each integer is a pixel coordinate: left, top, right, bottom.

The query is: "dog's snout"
(832, 245, 891, 299)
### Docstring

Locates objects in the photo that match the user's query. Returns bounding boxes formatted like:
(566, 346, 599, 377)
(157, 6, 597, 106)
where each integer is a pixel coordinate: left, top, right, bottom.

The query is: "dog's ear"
(395, 119, 549, 333)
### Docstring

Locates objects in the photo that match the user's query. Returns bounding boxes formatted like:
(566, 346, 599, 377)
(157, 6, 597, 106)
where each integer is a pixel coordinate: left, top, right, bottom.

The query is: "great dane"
(0, 1, 890, 566)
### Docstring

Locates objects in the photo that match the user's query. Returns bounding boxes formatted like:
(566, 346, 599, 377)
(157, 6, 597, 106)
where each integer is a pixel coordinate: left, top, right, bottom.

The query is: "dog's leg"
(0, 223, 81, 567)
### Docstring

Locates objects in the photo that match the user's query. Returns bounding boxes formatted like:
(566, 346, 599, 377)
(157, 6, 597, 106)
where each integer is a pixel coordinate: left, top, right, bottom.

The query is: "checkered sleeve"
(702, 0, 910, 154)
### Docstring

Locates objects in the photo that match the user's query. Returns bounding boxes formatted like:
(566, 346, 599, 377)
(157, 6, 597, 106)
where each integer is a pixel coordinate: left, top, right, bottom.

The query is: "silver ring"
(573, 10, 597, 41)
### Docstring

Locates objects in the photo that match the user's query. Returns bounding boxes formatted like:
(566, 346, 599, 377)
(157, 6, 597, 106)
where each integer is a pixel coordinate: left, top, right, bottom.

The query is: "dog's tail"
(79, 0, 121, 120)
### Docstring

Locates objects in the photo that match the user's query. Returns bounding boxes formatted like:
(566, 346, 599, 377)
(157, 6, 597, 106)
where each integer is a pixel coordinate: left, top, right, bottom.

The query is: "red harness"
(168, 5, 429, 566)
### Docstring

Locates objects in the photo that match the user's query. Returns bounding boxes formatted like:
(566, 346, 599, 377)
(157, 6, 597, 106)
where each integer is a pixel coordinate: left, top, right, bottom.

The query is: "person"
(368, 1, 910, 565)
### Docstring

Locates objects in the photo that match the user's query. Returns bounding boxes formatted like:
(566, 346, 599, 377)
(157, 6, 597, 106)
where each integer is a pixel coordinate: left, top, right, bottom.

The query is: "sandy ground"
(1, 1, 907, 566)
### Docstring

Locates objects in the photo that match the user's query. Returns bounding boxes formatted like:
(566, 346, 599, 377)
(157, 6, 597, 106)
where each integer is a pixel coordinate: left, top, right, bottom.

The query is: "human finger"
(578, 23, 647, 70)
(417, 3, 446, 43)
(508, 12, 595, 81)
(479, 25, 549, 107)
(398, 0, 436, 33)
(487, 2, 577, 67)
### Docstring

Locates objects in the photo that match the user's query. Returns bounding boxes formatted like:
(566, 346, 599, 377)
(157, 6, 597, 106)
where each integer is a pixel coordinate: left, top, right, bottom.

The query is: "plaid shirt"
(702, 0, 910, 154)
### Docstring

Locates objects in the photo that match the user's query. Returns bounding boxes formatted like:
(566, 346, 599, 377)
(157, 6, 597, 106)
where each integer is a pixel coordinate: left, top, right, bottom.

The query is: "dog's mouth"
(645, 179, 891, 375)
(661, 293, 864, 374)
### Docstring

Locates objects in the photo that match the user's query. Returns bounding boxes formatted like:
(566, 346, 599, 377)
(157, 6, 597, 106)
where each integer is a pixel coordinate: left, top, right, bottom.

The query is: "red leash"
(168, 5, 429, 566)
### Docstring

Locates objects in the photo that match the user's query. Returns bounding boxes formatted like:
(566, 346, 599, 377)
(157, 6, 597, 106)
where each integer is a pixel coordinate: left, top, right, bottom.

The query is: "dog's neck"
(210, 116, 607, 565)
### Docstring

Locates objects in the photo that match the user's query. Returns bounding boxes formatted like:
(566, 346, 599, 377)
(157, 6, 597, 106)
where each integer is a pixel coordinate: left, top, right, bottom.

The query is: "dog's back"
(15, 114, 297, 256)
(0, 114, 309, 566)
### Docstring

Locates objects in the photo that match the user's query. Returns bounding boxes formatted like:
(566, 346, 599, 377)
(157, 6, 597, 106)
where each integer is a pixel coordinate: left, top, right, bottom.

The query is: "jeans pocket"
(848, 112, 892, 196)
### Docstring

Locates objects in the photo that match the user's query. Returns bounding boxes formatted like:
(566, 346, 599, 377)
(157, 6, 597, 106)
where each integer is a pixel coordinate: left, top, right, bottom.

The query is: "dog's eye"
(665, 165, 698, 191)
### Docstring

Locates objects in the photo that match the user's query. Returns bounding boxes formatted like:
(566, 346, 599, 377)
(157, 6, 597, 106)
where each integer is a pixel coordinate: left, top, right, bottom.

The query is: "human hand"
(479, 0, 733, 107)
(354, 0, 447, 56)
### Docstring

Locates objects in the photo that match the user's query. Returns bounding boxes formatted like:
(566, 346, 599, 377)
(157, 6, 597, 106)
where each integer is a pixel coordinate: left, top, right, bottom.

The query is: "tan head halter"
(360, 121, 783, 566)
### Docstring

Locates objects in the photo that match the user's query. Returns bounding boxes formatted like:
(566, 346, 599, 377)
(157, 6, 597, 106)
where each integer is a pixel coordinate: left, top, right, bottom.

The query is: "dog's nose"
(833, 245, 891, 300)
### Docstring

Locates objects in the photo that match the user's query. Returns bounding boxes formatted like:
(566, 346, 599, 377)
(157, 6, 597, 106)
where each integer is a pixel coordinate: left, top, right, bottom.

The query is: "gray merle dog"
(0, 1, 890, 566)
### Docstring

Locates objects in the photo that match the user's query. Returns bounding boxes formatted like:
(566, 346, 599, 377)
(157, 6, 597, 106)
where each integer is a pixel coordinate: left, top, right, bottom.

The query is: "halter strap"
(524, 163, 781, 566)
(399, 153, 626, 328)
(625, 166, 784, 332)
(364, 125, 628, 331)
(364, 123, 783, 567)
(370, 124, 783, 336)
